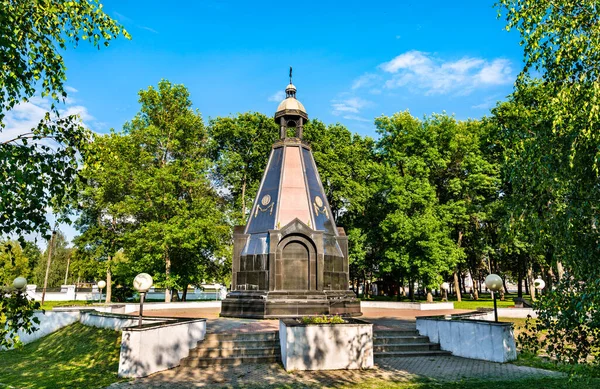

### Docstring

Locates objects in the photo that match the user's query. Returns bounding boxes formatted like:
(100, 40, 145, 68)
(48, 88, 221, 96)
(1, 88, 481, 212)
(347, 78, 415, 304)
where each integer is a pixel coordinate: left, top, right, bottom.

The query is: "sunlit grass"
(38, 300, 97, 311)
(0, 322, 122, 389)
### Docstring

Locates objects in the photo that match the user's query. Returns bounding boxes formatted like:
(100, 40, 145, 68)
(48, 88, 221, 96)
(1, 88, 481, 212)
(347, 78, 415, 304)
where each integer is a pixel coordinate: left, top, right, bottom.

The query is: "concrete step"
(374, 336, 430, 345)
(374, 343, 441, 353)
(189, 346, 281, 358)
(200, 339, 280, 348)
(181, 355, 280, 367)
(374, 330, 420, 337)
(375, 350, 451, 358)
(202, 332, 279, 342)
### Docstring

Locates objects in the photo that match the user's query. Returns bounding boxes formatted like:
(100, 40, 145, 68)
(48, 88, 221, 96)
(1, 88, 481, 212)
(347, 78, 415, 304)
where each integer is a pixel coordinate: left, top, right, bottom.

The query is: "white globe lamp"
(13, 277, 27, 291)
(485, 274, 503, 322)
(534, 277, 545, 290)
(133, 273, 153, 327)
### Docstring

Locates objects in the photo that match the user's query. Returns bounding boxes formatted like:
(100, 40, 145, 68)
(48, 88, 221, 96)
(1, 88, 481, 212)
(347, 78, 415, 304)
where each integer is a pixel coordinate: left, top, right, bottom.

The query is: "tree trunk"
(453, 271, 461, 302)
(517, 262, 523, 298)
(426, 289, 433, 303)
(454, 230, 463, 301)
(182, 286, 188, 302)
(64, 253, 71, 285)
(527, 262, 535, 301)
(165, 250, 172, 302)
(470, 270, 479, 300)
(41, 230, 56, 305)
(556, 260, 565, 281)
(408, 279, 415, 301)
(105, 263, 112, 303)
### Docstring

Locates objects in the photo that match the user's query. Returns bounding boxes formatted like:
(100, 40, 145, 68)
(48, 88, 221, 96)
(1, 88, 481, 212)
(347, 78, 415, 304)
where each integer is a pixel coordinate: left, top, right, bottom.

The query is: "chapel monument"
(220, 71, 361, 318)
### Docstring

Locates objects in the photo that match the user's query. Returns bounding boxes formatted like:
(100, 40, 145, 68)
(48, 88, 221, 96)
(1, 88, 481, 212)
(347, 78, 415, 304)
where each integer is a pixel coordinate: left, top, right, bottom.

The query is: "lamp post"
(485, 274, 503, 322)
(97, 280, 106, 304)
(441, 282, 450, 302)
(133, 273, 153, 328)
(534, 277, 546, 296)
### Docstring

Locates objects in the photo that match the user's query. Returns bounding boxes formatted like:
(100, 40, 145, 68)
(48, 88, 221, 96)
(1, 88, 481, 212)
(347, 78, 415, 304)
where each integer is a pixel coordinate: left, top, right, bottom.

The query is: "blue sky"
(4, 0, 524, 246)
(52, 0, 522, 138)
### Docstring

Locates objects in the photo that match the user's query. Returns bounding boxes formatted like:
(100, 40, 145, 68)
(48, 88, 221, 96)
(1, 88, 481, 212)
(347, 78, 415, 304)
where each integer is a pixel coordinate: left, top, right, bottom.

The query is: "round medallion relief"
(261, 194, 272, 206)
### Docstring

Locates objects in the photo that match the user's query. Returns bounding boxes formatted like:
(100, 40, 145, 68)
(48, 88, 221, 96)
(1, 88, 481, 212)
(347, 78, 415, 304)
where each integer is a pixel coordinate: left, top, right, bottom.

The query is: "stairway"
(373, 329, 451, 358)
(180, 331, 281, 367)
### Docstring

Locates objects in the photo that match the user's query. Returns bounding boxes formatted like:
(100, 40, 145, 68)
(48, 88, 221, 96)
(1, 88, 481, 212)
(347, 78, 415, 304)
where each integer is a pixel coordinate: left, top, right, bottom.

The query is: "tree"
(75, 131, 137, 302)
(0, 241, 30, 286)
(0, 288, 41, 350)
(120, 80, 229, 302)
(207, 112, 279, 222)
(32, 231, 72, 288)
(496, 0, 600, 363)
(0, 0, 129, 238)
(375, 112, 465, 301)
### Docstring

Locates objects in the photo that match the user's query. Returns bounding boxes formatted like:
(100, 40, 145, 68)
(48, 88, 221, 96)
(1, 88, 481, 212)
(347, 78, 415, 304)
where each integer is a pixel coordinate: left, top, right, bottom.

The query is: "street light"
(13, 277, 27, 291)
(485, 274, 503, 322)
(441, 282, 450, 302)
(534, 277, 545, 297)
(133, 273, 153, 328)
(97, 280, 106, 304)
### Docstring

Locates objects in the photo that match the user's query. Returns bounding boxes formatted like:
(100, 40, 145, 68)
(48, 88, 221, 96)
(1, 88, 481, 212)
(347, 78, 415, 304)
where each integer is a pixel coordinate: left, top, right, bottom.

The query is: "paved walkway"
(110, 356, 562, 389)
(134, 307, 468, 333)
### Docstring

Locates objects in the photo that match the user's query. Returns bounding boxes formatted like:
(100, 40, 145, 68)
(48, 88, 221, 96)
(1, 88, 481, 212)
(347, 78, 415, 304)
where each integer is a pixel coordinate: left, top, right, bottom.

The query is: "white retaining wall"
(2, 311, 81, 349)
(279, 319, 374, 371)
(118, 319, 206, 378)
(361, 301, 455, 310)
(416, 315, 517, 363)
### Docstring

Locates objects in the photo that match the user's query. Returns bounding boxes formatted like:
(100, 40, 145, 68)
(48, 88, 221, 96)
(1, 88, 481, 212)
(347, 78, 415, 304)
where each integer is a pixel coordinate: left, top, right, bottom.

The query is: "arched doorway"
(276, 235, 316, 291)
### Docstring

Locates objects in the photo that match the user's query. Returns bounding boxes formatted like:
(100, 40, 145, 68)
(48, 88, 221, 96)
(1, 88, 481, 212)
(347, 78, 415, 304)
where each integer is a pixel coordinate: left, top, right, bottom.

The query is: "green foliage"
(207, 112, 279, 222)
(375, 112, 500, 290)
(0, 0, 129, 118)
(0, 0, 129, 238)
(75, 80, 230, 300)
(0, 322, 122, 388)
(0, 240, 30, 285)
(0, 289, 41, 349)
(300, 315, 346, 324)
(518, 277, 600, 365)
(32, 231, 72, 287)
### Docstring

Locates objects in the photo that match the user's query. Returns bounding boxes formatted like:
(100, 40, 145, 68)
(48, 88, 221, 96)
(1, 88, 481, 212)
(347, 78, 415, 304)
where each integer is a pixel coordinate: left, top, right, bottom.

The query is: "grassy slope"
(0, 322, 122, 389)
(38, 300, 96, 311)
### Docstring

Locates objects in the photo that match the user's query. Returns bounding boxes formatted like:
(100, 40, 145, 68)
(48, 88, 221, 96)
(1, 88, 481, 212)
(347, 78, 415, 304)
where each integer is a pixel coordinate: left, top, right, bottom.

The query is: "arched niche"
(275, 234, 317, 291)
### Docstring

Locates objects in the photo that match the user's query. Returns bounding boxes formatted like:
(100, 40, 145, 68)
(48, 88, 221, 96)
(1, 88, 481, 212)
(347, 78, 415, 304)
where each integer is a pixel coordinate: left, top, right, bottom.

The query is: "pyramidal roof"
(245, 140, 338, 236)
(245, 78, 337, 237)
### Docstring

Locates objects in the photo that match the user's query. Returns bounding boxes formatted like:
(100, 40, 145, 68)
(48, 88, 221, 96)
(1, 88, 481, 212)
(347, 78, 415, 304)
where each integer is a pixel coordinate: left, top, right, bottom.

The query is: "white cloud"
(475, 59, 513, 85)
(1, 98, 96, 144)
(331, 97, 371, 116)
(378, 51, 513, 95)
(351, 73, 379, 90)
(141, 26, 159, 34)
(379, 50, 432, 74)
(268, 90, 285, 102)
(342, 115, 371, 123)
(65, 86, 79, 93)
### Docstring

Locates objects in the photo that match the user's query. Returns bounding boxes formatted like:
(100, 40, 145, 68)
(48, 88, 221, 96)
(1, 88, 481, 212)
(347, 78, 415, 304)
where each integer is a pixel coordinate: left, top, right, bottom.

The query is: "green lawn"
(0, 322, 123, 389)
(38, 300, 97, 311)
